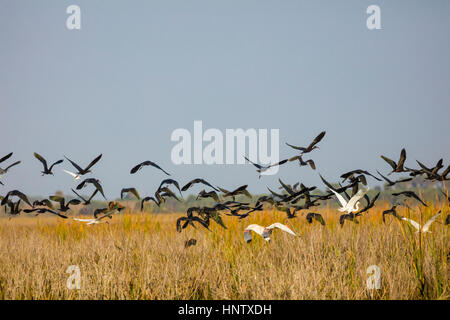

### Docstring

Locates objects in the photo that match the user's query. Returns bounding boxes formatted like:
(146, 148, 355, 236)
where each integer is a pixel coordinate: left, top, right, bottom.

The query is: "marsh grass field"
(0, 201, 448, 300)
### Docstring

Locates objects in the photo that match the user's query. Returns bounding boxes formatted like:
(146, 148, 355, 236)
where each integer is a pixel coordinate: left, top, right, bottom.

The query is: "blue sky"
(0, 0, 449, 198)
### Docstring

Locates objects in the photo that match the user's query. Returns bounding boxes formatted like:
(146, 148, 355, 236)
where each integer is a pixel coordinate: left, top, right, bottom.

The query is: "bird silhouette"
(244, 156, 288, 178)
(71, 188, 99, 205)
(305, 212, 326, 226)
(181, 178, 219, 192)
(130, 160, 170, 175)
(49, 195, 81, 212)
(76, 178, 107, 200)
(34, 152, 63, 176)
(24, 207, 68, 219)
(121, 188, 140, 200)
(286, 131, 326, 154)
(380, 148, 407, 175)
(392, 191, 427, 207)
(64, 154, 102, 178)
(0, 153, 21, 182)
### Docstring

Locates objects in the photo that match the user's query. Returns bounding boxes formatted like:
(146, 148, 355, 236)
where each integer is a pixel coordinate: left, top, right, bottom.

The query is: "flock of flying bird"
(1, 130, 449, 246)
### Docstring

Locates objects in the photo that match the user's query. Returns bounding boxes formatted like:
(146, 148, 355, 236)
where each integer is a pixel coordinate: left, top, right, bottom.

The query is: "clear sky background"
(0, 0, 449, 199)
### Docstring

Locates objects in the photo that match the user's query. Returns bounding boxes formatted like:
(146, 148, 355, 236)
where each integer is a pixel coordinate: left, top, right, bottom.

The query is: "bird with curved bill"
(24, 208, 68, 219)
(278, 178, 297, 196)
(278, 181, 301, 194)
(130, 160, 170, 175)
(181, 178, 219, 192)
(157, 187, 181, 202)
(121, 188, 140, 200)
(382, 204, 407, 223)
(340, 169, 381, 183)
(377, 170, 412, 187)
(218, 185, 252, 200)
(416, 159, 444, 181)
(1, 190, 32, 207)
(34, 152, 63, 176)
(286, 131, 326, 155)
(244, 156, 288, 178)
(319, 174, 358, 196)
(196, 189, 220, 202)
(32, 199, 54, 209)
(380, 148, 407, 175)
(305, 212, 326, 226)
(141, 196, 160, 210)
(49, 195, 81, 212)
(339, 213, 361, 227)
(158, 179, 183, 196)
(227, 204, 263, 220)
(176, 216, 210, 233)
(288, 155, 316, 170)
(76, 178, 107, 200)
(392, 191, 427, 207)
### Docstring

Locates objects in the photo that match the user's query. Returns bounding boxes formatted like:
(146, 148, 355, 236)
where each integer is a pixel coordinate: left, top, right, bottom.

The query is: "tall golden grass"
(0, 201, 447, 300)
